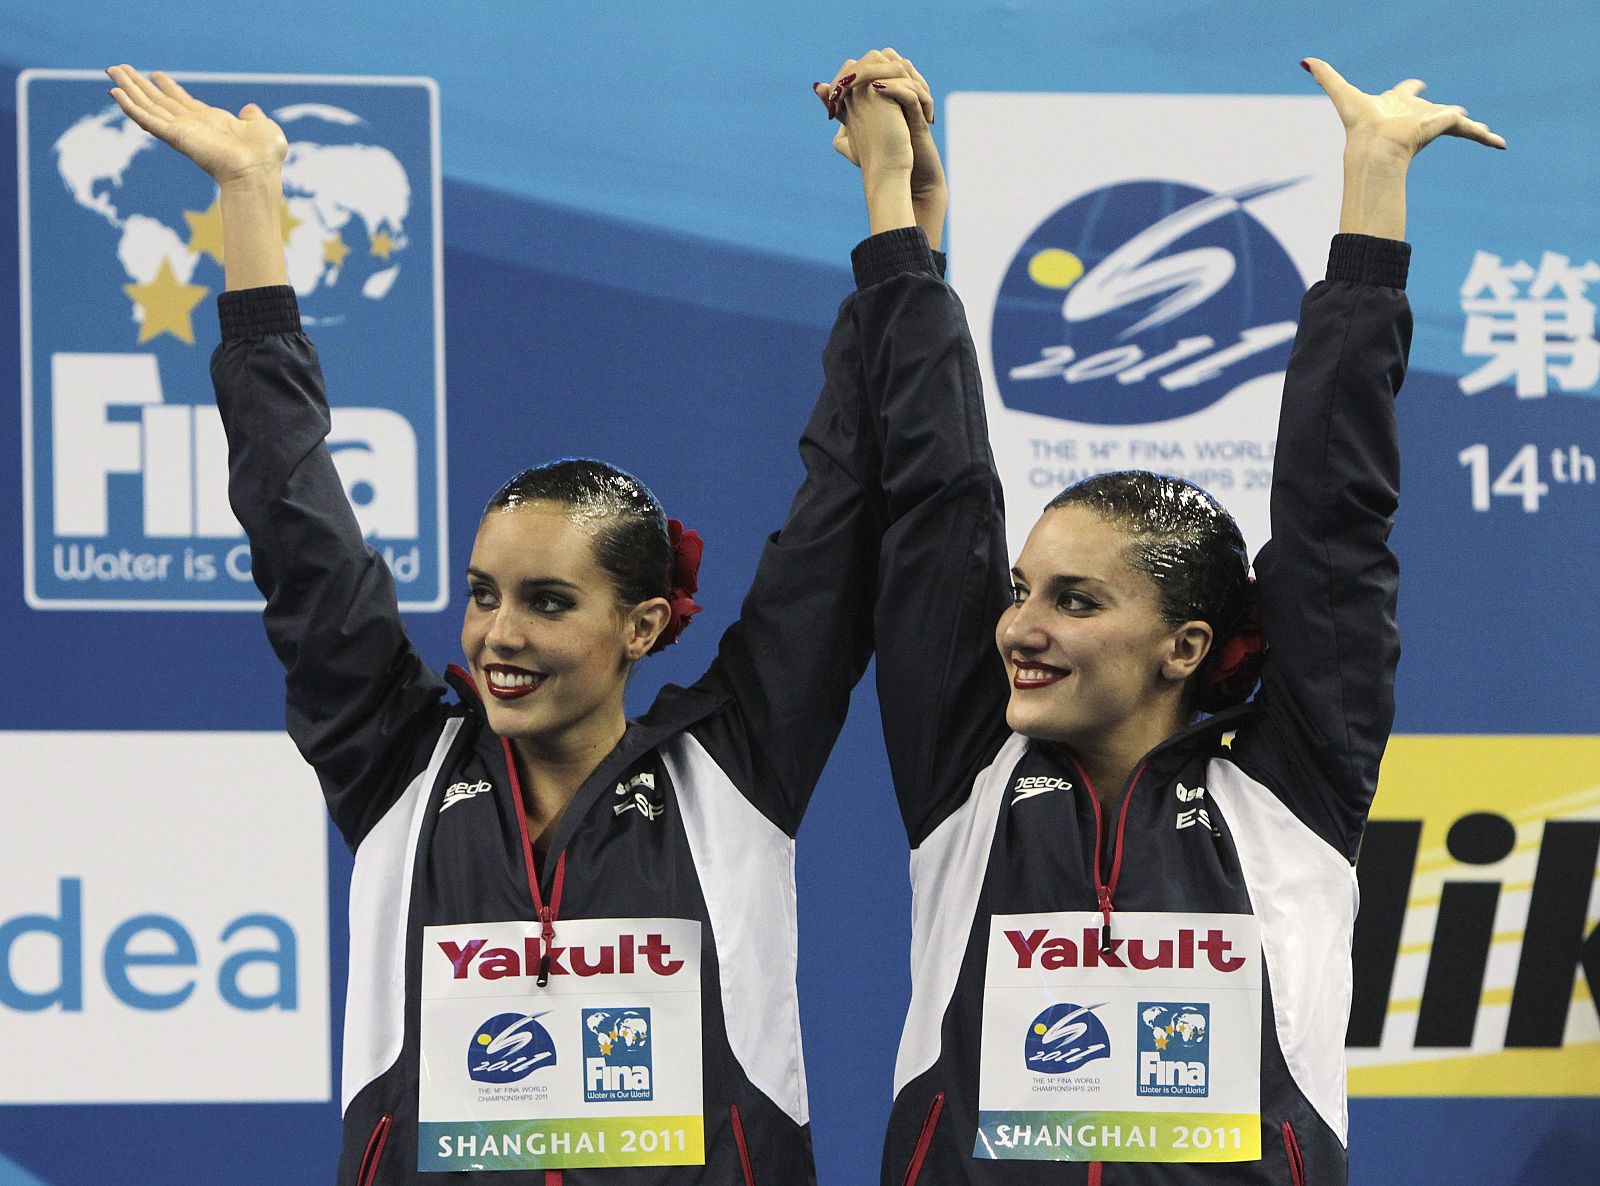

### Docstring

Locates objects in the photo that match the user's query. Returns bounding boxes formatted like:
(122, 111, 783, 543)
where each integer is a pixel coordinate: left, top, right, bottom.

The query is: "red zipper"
(1087, 1161, 1103, 1186)
(730, 1104, 758, 1186)
(503, 737, 567, 985)
(544, 1172, 563, 1186)
(1074, 759, 1147, 952)
(901, 1091, 944, 1186)
(355, 1112, 392, 1186)
(1282, 1121, 1306, 1186)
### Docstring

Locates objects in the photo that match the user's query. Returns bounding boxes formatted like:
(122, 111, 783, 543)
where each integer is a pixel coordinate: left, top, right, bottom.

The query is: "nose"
(484, 603, 525, 655)
(998, 599, 1047, 655)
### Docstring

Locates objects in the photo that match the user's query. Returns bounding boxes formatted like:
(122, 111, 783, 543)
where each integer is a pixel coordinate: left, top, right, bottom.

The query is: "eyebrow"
(466, 568, 582, 592)
(1011, 567, 1107, 589)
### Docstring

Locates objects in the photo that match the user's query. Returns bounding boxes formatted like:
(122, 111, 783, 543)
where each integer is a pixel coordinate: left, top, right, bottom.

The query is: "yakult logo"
(437, 932, 685, 981)
(1005, 926, 1247, 972)
(992, 179, 1305, 425)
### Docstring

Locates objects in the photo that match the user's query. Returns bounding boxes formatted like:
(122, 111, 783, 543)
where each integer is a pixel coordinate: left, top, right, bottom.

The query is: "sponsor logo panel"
(0, 731, 330, 1102)
(1349, 735, 1600, 1096)
(947, 93, 1342, 559)
(19, 70, 446, 609)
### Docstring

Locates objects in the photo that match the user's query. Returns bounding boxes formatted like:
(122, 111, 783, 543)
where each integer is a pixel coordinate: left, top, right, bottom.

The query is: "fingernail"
(871, 81, 888, 91)
(1299, 59, 1310, 72)
(839, 73, 857, 87)
(811, 82, 825, 95)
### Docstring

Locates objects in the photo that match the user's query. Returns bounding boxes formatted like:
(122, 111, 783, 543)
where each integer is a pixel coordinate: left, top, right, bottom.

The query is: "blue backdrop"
(1, 3, 1595, 1184)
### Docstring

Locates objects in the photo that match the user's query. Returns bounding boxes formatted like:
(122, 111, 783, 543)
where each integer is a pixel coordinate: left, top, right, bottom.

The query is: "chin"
(1006, 698, 1074, 744)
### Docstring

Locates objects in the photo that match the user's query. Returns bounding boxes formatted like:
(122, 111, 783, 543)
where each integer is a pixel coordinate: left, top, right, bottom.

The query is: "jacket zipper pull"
(537, 905, 555, 987)
(1097, 886, 1115, 954)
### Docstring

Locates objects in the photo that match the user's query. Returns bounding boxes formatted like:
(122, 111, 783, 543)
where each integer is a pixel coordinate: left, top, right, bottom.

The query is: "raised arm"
(108, 67, 446, 846)
(1240, 61, 1503, 856)
(828, 55, 1012, 845)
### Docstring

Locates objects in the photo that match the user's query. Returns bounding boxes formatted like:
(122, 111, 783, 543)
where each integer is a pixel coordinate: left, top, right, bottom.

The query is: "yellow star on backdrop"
(1154, 1031, 1169, 1050)
(279, 200, 302, 243)
(124, 258, 209, 345)
(183, 199, 226, 265)
(322, 234, 351, 267)
(369, 229, 394, 259)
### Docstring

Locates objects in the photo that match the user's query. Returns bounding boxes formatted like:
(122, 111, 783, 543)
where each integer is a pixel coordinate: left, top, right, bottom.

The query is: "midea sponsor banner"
(946, 93, 1341, 557)
(0, 732, 330, 1103)
(18, 71, 446, 610)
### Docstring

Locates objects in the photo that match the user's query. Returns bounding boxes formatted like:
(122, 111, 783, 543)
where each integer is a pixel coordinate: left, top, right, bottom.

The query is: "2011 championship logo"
(18, 70, 446, 610)
(993, 179, 1305, 426)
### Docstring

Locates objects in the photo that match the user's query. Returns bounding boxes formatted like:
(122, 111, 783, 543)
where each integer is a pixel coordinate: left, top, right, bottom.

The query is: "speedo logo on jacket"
(438, 934, 686, 980)
(1005, 926, 1247, 972)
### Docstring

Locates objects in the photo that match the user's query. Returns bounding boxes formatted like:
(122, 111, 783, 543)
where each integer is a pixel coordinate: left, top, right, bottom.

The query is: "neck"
(509, 706, 628, 849)
(1069, 700, 1192, 809)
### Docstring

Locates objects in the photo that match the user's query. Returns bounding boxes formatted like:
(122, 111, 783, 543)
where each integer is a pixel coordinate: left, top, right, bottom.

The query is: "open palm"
(106, 65, 287, 185)
(1304, 58, 1505, 161)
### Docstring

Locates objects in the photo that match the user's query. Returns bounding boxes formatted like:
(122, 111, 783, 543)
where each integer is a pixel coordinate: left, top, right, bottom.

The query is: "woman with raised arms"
(818, 54, 1503, 1186)
(106, 59, 953, 1186)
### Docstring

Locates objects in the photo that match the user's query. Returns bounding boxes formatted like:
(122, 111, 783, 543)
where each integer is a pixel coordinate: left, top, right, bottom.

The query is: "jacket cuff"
(852, 226, 942, 289)
(218, 286, 302, 342)
(1326, 234, 1411, 290)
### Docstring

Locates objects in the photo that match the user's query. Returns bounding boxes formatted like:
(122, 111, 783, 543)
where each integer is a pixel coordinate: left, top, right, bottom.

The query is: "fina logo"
(467, 1011, 558, 1084)
(21, 72, 443, 608)
(1136, 1001, 1210, 1097)
(1023, 1001, 1111, 1074)
(993, 179, 1307, 425)
(583, 1007, 653, 1102)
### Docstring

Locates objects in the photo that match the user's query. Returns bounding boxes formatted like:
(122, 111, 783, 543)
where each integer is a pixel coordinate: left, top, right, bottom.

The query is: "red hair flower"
(1196, 578, 1268, 713)
(650, 518, 704, 654)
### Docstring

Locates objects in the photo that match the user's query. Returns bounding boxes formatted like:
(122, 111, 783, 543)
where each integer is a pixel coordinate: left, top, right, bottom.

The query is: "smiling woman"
(846, 56, 1506, 1186)
(103, 53, 951, 1186)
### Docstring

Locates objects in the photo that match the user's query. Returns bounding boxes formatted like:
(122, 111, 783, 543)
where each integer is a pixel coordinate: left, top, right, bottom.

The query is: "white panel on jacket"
(894, 733, 1031, 1097)
(661, 732, 809, 1125)
(342, 718, 460, 1113)
(1207, 755, 1359, 1144)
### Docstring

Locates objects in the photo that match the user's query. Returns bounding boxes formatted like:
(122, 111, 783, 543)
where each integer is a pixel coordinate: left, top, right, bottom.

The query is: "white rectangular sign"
(0, 731, 330, 1102)
(947, 93, 1343, 559)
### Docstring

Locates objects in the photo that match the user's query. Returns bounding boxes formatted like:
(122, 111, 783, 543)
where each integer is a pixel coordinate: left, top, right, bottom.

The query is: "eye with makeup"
(523, 588, 574, 615)
(1057, 588, 1100, 613)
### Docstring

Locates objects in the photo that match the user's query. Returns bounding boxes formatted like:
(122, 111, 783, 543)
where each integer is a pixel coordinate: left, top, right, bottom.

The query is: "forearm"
(1338, 138, 1410, 240)
(913, 189, 947, 253)
(863, 166, 918, 238)
(220, 170, 289, 291)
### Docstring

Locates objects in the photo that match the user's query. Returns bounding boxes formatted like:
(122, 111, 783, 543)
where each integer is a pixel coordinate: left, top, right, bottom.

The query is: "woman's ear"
(1162, 620, 1214, 683)
(623, 597, 672, 661)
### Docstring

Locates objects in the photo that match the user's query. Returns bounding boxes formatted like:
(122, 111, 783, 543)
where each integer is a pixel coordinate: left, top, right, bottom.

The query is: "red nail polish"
(839, 73, 857, 87)
(1299, 59, 1310, 72)
(871, 81, 888, 91)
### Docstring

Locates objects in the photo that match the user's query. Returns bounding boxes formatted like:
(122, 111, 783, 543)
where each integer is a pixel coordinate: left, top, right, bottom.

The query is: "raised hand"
(814, 49, 948, 249)
(106, 65, 288, 290)
(1303, 58, 1503, 240)
(107, 65, 287, 186)
(1304, 58, 1505, 166)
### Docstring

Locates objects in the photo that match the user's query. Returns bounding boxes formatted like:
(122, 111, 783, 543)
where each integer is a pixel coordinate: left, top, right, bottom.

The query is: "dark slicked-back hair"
(1047, 470, 1250, 644)
(484, 459, 671, 607)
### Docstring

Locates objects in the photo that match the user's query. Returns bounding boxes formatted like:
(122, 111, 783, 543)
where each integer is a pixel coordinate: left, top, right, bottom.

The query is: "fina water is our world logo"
(467, 1012, 558, 1084)
(19, 71, 445, 610)
(992, 179, 1306, 426)
(583, 1007, 653, 1102)
(1136, 1002, 1210, 1097)
(1023, 1002, 1111, 1075)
